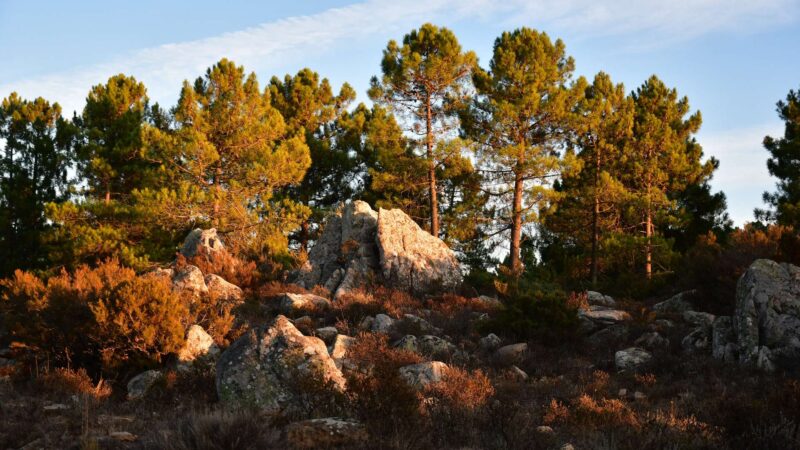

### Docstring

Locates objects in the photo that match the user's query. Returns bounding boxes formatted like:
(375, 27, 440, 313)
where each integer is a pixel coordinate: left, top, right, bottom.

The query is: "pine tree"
(462, 28, 581, 275)
(0, 93, 74, 274)
(45, 77, 178, 270)
(757, 87, 800, 226)
(544, 72, 633, 286)
(74, 74, 151, 204)
(268, 69, 357, 250)
(624, 75, 712, 279)
(141, 59, 310, 254)
(369, 23, 477, 237)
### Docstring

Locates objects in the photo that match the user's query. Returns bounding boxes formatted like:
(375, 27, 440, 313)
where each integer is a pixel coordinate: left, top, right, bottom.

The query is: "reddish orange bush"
(428, 367, 494, 412)
(0, 259, 189, 374)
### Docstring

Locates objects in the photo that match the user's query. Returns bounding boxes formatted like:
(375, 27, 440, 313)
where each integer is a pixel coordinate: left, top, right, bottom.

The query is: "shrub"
(151, 410, 281, 450)
(344, 333, 426, 442)
(0, 259, 189, 374)
(90, 273, 188, 370)
(177, 252, 259, 292)
(427, 367, 494, 412)
(484, 282, 579, 343)
(38, 367, 112, 399)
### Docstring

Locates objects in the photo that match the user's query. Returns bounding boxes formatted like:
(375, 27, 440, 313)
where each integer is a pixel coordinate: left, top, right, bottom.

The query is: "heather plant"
(0, 259, 189, 374)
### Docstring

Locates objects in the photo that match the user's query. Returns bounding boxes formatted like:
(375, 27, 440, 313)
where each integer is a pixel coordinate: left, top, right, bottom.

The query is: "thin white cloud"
(1, 0, 797, 115)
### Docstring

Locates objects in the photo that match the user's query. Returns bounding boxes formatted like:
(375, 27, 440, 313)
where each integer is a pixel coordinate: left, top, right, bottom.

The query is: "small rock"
(634, 391, 647, 401)
(479, 333, 502, 351)
(683, 310, 716, 328)
(587, 291, 616, 307)
(279, 292, 331, 314)
(615, 347, 652, 372)
(561, 444, 576, 450)
(329, 334, 356, 370)
(176, 325, 219, 370)
(579, 308, 631, 324)
(393, 335, 419, 353)
(127, 370, 162, 400)
(618, 388, 628, 397)
(43, 403, 70, 412)
(509, 365, 529, 382)
(358, 316, 375, 331)
(399, 361, 449, 389)
(205, 274, 243, 303)
(417, 335, 456, 356)
(315, 326, 339, 344)
(682, 327, 710, 353)
(109, 431, 137, 442)
(535, 425, 554, 434)
(172, 264, 208, 296)
(286, 418, 367, 449)
(587, 324, 629, 347)
(495, 343, 528, 365)
(635, 332, 670, 350)
(372, 314, 396, 333)
(653, 291, 695, 314)
(181, 228, 225, 259)
(402, 314, 441, 334)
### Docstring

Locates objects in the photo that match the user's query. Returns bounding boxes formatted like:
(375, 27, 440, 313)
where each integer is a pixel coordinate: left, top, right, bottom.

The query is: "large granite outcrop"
(295, 201, 462, 298)
(731, 259, 800, 371)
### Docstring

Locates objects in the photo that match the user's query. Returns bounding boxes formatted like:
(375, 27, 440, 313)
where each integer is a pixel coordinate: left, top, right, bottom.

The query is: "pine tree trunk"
(591, 149, 600, 286)
(213, 165, 222, 228)
(104, 183, 111, 205)
(426, 96, 439, 237)
(299, 220, 310, 253)
(510, 167, 524, 276)
(645, 199, 652, 280)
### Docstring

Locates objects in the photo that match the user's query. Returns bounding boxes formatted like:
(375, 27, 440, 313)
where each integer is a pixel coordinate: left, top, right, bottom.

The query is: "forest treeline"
(1, 24, 799, 299)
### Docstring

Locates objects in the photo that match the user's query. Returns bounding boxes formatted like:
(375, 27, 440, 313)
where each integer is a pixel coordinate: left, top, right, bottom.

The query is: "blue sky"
(2, 0, 799, 224)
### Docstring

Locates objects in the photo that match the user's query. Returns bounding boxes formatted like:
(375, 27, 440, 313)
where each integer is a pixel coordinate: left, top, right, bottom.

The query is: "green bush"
(484, 278, 579, 343)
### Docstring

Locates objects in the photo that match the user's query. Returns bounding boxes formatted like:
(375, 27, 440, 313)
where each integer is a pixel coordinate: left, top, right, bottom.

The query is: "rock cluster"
(295, 201, 462, 298)
(215, 315, 345, 413)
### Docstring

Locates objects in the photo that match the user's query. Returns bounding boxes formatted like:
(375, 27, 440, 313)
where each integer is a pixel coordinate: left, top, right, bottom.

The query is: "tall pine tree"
(462, 28, 581, 275)
(0, 93, 74, 274)
(369, 23, 477, 237)
(624, 75, 712, 279)
(757, 87, 800, 226)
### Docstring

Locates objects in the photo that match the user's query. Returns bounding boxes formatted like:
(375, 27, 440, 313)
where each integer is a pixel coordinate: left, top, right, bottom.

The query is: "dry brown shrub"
(150, 409, 281, 450)
(427, 293, 489, 316)
(585, 370, 610, 394)
(372, 286, 423, 317)
(635, 372, 657, 387)
(567, 291, 590, 311)
(344, 333, 425, 438)
(573, 394, 639, 428)
(428, 367, 495, 412)
(39, 367, 112, 399)
(176, 252, 259, 291)
(1, 259, 188, 374)
(257, 280, 309, 299)
(543, 399, 570, 425)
